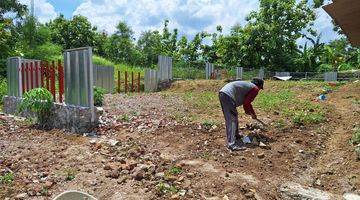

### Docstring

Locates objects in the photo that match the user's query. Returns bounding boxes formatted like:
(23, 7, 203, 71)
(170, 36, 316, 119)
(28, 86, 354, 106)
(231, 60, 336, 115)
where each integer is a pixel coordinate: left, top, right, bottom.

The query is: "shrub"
(0, 78, 7, 104)
(19, 88, 53, 124)
(94, 87, 106, 106)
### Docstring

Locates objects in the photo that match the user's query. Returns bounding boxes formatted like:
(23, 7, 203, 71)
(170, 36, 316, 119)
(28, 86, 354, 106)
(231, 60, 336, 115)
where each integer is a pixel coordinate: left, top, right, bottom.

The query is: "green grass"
(351, 127, 360, 145)
(255, 90, 325, 125)
(173, 67, 205, 79)
(157, 182, 178, 194)
(184, 91, 218, 110)
(168, 166, 183, 175)
(0, 172, 14, 184)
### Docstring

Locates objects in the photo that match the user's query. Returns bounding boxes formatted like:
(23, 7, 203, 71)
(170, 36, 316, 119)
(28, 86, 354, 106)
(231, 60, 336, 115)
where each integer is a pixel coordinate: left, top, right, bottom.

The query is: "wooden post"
(40, 61, 45, 87)
(51, 61, 56, 101)
(137, 72, 140, 93)
(117, 71, 121, 93)
(21, 63, 25, 93)
(46, 61, 50, 91)
(131, 72, 134, 92)
(58, 60, 64, 103)
(29, 62, 34, 90)
(125, 71, 128, 93)
(35, 62, 39, 88)
(25, 62, 30, 92)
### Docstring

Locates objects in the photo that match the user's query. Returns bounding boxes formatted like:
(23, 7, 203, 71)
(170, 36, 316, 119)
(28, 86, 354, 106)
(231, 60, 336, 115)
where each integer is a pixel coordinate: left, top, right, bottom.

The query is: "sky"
(19, 0, 340, 43)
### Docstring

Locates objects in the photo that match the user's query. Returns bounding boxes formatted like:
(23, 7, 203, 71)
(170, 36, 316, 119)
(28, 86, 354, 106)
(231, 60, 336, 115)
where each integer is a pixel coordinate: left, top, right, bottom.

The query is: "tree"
(0, 0, 27, 76)
(137, 30, 162, 67)
(105, 21, 136, 64)
(241, 0, 317, 71)
(47, 15, 98, 49)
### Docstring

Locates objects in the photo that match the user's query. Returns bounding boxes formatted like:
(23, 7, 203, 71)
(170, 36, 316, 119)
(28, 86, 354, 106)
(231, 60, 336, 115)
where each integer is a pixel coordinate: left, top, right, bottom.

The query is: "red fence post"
(137, 72, 140, 93)
(58, 60, 64, 103)
(131, 72, 134, 92)
(46, 61, 50, 91)
(50, 61, 56, 101)
(40, 61, 44, 88)
(35, 62, 39, 88)
(125, 71, 128, 93)
(29, 62, 34, 90)
(21, 63, 25, 93)
(117, 71, 121, 93)
(25, 62, 30, 92)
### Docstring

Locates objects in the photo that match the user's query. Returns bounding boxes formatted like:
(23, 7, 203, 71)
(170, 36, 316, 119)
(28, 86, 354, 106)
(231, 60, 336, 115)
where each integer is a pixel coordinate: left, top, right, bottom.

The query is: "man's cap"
(251, 77, 264, 89)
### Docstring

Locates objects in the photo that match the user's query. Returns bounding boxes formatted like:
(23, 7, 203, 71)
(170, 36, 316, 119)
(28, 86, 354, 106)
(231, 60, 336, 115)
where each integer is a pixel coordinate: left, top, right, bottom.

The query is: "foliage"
(47, 15, 98, 50)
(0, 172, 14, 184)
(351, 128, 360, 145)
(94, 87, 106, 107)
(1, 0, 360, 78)
(0, 78, 7, 104)
(19, 88, 53, 124)
(157, 182, 178, 194)
(168, 166, 182, 175)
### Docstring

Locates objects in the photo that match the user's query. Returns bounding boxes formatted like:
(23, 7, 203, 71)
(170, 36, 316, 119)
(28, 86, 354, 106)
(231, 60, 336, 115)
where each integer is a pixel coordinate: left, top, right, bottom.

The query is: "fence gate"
(324, 72, 338, 82)
(63, 47, 94, 117)
(93, 65, 114, 93)
(158, 55, 172, 82)
(144, 69, 158, 92)
(236, 67, 243, 80)
(205, 63, 214, 80)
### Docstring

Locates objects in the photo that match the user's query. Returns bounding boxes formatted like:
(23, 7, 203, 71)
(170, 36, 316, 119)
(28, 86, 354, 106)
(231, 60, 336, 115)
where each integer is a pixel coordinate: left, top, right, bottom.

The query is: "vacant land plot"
(1, 80, 359, 199)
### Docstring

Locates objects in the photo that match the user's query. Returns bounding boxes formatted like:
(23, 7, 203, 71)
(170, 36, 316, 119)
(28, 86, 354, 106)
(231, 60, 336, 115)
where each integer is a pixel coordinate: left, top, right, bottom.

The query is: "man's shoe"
(228, 145, 246, 151)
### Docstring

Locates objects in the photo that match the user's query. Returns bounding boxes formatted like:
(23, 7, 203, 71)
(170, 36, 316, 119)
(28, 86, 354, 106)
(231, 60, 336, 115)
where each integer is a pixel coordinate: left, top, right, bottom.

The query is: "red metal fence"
(19, 60, 65, 103)
(117, 71, 142, 93)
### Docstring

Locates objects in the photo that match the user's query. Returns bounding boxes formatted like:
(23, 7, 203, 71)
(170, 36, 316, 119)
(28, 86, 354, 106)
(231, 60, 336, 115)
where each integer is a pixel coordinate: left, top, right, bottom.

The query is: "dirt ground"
(0, 80, 359, 200)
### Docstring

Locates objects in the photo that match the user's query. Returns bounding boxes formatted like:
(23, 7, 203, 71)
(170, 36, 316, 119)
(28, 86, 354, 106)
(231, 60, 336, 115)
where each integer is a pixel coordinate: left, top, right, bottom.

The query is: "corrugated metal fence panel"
(275, 72, 290, 77)
(93, 65, 114, 93)
(7, 58, 42, 97)
(64, 47, 94, 108)
(324, 72, 338, 82)
(157, 55, 173, 82)
(7, 57, 22, 97)
(205, 63, 214, 79)
(258, 68, 265, 79)
(145, 69, 158, 92)
(236, 67, 243, 80)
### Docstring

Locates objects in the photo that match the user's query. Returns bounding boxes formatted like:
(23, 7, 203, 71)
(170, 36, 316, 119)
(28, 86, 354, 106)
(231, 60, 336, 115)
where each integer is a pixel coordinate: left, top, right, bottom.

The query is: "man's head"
(251, 78, 264, 90)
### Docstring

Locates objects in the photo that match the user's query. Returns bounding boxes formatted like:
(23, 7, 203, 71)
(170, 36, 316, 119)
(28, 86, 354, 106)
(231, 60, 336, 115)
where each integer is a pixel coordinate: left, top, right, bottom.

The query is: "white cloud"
(73, 0, 260, 38)
(73, 0, 339, 43)
(19, 0, 58, 23)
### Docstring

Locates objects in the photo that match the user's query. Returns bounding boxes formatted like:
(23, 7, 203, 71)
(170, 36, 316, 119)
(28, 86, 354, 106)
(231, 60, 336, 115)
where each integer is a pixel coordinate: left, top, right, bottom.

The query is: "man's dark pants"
(219, 92, 239, 147)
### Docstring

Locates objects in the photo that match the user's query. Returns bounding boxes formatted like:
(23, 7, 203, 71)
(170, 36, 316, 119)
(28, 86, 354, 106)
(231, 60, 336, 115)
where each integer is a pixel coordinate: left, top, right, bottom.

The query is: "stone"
(186, 173, 195, 178)
(183, 179, 191, 189)
(106, 170, 120, 179)
(280, 182, 343, 200)
(244, 192, 255, 198)
(117, 176, 127, 184)
(108, 139, 120, 146)
(155, 172, 165, 179)
(257, 153, 265, 159)
(343, 193, 360, 200)
(15, 193, 28, 200)
(44, 181, 53, 189)
(3, 96, 102, 134)
(131, 168, 145, 181)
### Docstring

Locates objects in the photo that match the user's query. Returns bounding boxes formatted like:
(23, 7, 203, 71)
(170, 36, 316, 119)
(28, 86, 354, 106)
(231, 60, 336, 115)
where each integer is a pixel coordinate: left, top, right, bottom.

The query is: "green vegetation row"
(1, 0, 360, 79)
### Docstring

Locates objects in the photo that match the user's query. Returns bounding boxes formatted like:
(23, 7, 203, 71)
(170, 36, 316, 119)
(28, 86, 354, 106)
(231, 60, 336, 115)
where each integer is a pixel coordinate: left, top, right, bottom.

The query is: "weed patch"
(0, 172, 14, 184)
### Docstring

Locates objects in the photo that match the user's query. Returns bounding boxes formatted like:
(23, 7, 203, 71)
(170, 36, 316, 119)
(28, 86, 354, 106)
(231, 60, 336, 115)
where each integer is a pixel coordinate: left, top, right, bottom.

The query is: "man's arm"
(243, 87, 259, 119)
